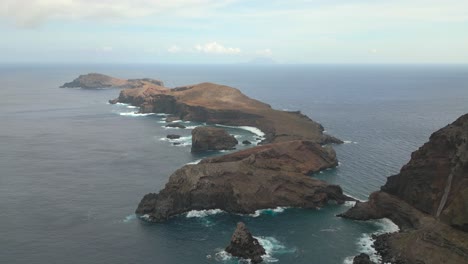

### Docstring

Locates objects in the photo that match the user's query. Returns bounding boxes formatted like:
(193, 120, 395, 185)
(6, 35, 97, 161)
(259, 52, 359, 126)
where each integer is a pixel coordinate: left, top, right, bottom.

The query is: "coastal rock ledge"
(340, 114, 468, 264)
(225, 222, 266, 264)
(136, 140, 349, 222)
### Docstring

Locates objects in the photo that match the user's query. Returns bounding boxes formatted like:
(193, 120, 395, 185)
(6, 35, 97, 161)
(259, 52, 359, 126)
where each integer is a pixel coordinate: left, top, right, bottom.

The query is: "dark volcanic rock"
(61, 73, 164, 89)
(191, 127, 238, 152)
(166, 134, 181, 139)
(135, 140, 347, 222)
(242, 140, 252, 145)
(381, 114, 468, 230)
(109, 82, 340, 144)
(165, 123, 186, 129)
(225, 222, 265, 264)
(352, 253, 373, 264)
(340, 114, 468, 264)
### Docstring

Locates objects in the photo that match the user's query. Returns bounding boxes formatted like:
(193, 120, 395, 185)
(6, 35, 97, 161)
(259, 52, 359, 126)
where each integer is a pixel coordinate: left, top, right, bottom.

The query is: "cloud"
(194, 42, 241, 55)
(0, 0, 234, 28)
(256, 48, 272, 57)
(167, 45, 181, 53)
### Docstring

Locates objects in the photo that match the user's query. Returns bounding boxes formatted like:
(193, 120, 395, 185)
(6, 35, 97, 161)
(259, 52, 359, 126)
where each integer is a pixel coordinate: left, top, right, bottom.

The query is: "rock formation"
(165, 123, 186, 129)
(136, 140, 348, 222)
(242, 140, 252, 145)
(191, 127, 238, 152)
(166, 134, 181, 139)
(225, 222, 266, 264)
(352, 253, 373, 264)
(60, 73, 164, 89)
(340, 114, 468, 264)
(109, 81, 341, 144)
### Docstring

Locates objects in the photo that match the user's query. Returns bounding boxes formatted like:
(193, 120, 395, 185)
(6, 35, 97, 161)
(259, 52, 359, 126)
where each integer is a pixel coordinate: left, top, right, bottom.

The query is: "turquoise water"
(1, 64, 467, 263)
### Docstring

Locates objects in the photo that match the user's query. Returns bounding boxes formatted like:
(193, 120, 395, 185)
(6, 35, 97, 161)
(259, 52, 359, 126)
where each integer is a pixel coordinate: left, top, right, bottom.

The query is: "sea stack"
(191, 127, 238, 152)
(340, 113, 468, 264)
(225, 222, 266, 264)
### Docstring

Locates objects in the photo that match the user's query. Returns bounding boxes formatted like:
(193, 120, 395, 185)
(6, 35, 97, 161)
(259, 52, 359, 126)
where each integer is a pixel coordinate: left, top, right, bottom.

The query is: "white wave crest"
(184, 125, 199, 129)
(115, 102, 129, 106)
(119, 112, 155, 117)
(343, 140, 358, 144)
(186, 209, 224, 218)
(344, 218, 399, 263)
(126, 105, 138, 109)
(122, 214, 136, 223)
(215, 124, 265, 137)
(250, 207, 287, 217)
(186, 159, 202, 165)
(256, 236, 296, 262)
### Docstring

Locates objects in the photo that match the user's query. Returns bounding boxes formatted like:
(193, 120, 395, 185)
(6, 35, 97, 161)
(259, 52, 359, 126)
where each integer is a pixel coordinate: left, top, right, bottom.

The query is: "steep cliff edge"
(109, 82, 341, 144)
(340, 114, 468, 264)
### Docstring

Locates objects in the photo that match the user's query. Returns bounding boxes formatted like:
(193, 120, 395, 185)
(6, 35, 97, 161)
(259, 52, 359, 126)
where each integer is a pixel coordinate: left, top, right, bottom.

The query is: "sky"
(0, 0, 467, 64)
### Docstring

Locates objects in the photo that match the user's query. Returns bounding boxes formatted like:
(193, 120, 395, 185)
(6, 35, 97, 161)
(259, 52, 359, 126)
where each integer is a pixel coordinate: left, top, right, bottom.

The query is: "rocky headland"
(225, 222, 266, 263)
(136, 140, 349, 222)
(340, 114, 468, 264)
(107, 80, 341, 144)
(60, 73, 164, 89)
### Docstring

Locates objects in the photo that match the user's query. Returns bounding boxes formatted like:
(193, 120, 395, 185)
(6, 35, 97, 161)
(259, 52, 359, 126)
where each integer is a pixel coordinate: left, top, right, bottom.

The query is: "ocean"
(1, 64, 467, 264)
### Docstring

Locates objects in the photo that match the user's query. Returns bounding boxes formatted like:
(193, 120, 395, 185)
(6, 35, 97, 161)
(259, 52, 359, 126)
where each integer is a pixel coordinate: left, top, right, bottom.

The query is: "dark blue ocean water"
(1, 64, 467, 264)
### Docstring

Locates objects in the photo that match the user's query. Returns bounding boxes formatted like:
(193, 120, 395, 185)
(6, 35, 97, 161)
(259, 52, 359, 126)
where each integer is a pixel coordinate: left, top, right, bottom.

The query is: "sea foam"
(119, 112, 155, 117)
(343, 218, 399, 264)
(185, 209, 224, 218)
(250, 207, 288, 217)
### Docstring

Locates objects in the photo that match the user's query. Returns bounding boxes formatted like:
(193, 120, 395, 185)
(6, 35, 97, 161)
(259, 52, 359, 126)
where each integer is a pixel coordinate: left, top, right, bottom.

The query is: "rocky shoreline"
(340, 114, 468, 264)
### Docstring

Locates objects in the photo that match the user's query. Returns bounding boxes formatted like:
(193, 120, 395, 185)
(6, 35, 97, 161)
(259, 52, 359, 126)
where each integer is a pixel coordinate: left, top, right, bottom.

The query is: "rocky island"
(340, 114, 468, 264)
(191, 127, 238, 152)
(60, 73, 164, 89)
(136, 140, 349, 222)
(107, 80, 341, 144)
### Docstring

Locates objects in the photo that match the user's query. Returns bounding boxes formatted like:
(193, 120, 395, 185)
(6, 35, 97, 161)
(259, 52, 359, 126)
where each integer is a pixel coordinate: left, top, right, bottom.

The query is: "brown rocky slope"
(136, 140, 350, 222)
(340, 114, 468, 264)
(60, 73, 164, 89)
(109, 81, 341, 144)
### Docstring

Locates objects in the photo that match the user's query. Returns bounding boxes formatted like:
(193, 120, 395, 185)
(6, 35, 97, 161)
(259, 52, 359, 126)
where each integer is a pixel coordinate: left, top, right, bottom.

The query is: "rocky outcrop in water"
(60, 73, 164, 89)
(191, 127, 238, 152)
(136, 140, 348, 222)
(225, 222, 266, 264)
(340, 114, 468, 264)
(352, 253, 373, 264)
(109, 81, 341, 144)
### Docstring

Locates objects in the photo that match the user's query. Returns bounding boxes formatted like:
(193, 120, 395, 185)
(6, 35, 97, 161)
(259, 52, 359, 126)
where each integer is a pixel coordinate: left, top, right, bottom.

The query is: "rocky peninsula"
(60, 73, 164, 89)
(136, 140, 349, 222)
(340, 114, 468, 264)
(107, 80, 341, 144)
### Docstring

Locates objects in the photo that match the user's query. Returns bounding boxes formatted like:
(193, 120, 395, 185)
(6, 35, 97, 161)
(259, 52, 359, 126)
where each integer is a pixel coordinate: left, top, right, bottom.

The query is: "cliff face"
(135, 140, 348, 222)
(381, 114, 468, 231)
(60, 73, 164, 89)
(340, 114, 468, 263)
(110, 82, 341, 144)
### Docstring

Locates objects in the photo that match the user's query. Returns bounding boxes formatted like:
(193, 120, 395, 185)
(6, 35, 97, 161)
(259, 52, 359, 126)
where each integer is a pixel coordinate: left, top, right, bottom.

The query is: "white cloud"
(256, 48, 273, 57)
(167, 45, 181, 53)
(195, 42, 241, 55)
(0, 0, 234, 28)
